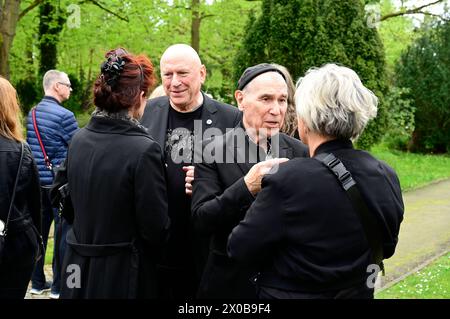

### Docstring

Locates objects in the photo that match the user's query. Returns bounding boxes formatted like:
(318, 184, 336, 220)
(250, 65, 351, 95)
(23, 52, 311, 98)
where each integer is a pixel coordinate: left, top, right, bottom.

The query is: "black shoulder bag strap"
(0, 142, 25, 237)
(315, 152, 385, 275)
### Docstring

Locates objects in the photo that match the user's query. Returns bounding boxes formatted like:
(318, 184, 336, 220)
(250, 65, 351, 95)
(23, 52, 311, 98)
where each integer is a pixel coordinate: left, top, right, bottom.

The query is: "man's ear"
(200, 65, 206, 84)
(235, 90, 245, 111)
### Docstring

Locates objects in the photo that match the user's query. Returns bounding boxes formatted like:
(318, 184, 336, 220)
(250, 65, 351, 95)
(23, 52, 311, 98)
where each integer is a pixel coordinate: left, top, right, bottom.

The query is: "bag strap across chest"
(314, 152, 384, 273)
(0, 142, 25, 237)
(32, 107, 53, 172)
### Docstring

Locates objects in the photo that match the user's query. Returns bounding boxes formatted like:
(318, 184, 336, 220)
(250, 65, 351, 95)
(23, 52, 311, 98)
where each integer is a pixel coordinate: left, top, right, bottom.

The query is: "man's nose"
(269, 103, 282, 116)
(171, 74, 182, 87)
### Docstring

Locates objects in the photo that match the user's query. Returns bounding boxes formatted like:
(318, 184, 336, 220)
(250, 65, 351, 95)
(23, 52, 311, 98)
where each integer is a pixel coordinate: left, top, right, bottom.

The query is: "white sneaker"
(30, 282, 51, 295)
(30, 288, 48, 295)
(49, 292, 60, 299)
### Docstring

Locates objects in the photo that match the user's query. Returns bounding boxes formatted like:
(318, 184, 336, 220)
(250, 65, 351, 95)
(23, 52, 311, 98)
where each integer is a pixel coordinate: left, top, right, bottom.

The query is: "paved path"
(25, 179, 450, 298)
(379, 178, 450, 290)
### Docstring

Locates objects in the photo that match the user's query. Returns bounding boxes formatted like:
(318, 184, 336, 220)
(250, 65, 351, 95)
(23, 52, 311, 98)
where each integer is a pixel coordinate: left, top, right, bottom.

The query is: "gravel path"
(379, 178, 450, 290)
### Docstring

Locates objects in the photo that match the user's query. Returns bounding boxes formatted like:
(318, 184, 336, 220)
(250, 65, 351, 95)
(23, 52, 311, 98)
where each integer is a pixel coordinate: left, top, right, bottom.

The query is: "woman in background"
(149, 84, 166, 99)
(0, 76, 42, 299)
(273, 64, 299, 139)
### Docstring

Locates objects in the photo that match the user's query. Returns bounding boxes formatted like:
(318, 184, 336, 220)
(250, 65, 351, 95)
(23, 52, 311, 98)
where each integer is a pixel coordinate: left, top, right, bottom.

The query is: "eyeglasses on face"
(58, 82, 72, 89)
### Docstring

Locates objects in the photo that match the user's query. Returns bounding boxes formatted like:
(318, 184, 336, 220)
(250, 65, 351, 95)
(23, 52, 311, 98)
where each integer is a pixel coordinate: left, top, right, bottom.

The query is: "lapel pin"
(206, 119, 212, 125)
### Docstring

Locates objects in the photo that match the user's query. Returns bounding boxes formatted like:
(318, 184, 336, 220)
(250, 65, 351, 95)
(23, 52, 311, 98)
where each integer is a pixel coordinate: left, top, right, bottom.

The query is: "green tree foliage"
(9, 0, 258, 113)
(234, 0, 388, 149)
(395, 21, 450, 153)
(15, 77, 39, 114)
(200, 0, 260, 102)
(382, 86, 415, 151)
(378, 0, 418, 78)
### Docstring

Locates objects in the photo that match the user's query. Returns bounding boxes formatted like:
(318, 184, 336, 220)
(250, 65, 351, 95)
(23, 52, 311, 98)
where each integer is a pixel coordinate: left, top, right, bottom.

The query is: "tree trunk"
(0, 0, 21, 79)
(81, 48, 94, 111)
(38, 0, 65, 77)
(191, 0, 201, 53)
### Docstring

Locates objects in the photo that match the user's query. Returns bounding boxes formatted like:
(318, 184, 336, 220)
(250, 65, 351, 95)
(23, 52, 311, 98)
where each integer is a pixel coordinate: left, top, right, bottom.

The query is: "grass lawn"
(45, 237, 54, 265)
(370, 144, 450, 191)
(376, 252, 450, 299)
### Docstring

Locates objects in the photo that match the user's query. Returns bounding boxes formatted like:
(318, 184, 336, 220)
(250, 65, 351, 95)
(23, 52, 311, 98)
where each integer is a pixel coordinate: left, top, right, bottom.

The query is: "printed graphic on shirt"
(165, 127, 194, 164)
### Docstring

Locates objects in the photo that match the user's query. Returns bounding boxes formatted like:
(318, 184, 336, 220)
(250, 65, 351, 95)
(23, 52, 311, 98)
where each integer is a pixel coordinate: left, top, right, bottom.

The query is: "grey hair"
(294, 63, 378, 140)
(43, 70, 68, 91)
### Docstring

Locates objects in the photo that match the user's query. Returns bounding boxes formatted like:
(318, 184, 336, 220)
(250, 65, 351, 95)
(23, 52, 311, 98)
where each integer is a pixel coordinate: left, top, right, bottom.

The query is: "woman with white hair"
(227, 64, 404, 299)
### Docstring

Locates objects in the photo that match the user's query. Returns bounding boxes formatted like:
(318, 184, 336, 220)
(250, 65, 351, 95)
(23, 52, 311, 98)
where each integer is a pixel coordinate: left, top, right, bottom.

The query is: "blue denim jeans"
(31, 187, 69, 294)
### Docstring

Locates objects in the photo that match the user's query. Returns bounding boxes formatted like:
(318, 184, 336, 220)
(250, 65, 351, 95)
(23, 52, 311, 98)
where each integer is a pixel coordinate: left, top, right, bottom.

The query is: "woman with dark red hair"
(60, 48, 170, 298)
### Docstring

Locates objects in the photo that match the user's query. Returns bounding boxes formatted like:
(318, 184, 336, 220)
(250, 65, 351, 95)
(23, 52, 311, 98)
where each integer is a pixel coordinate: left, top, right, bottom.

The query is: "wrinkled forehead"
(244, 72, 288, 96)
(160, 58, 200, 74)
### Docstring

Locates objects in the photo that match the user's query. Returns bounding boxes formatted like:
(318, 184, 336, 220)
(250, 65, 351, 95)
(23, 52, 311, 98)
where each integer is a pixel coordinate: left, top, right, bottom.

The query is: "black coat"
(141, 93, 241, 149)
(191, 127, 309, 298)
(0, 136, 42, 298)
(140, 93, 241, 289)
(60, 116, 170, 299)
(227, 139, 404, 298)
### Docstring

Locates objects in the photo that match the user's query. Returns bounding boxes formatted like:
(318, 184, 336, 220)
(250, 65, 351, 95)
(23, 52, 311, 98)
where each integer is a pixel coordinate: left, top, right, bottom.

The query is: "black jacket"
(0, 136, 41, 265)
(140, 93, 242, 149)
(60, 116, 170, 299)
(140, 93, 241, 282)
(191, 127, 309, 298)
(227, 139, 404, 298)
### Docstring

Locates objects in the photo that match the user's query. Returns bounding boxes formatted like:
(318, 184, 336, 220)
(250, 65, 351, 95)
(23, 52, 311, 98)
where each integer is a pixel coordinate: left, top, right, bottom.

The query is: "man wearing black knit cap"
(191, 63, 308, 298)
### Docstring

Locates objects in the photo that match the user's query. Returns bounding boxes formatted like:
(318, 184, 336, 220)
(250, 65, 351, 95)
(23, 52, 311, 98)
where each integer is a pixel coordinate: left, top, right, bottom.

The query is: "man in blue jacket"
(26, 70, 79, 299)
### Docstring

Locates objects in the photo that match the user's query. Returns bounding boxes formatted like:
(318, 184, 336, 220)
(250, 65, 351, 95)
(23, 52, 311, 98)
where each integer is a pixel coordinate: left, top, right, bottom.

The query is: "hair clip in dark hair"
(101, 55, 126, 87)
(105, 48, 128, 59)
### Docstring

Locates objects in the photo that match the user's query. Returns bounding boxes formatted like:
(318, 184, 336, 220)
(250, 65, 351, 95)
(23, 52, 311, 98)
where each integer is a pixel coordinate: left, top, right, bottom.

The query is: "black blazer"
(227, 139, 404, 298)
(61, 116, 170, 298)
(191, 127, 309, 298)
(140, 93, 242, 149)
(0, 137, 41, 235)
(139, 93, 241, 282)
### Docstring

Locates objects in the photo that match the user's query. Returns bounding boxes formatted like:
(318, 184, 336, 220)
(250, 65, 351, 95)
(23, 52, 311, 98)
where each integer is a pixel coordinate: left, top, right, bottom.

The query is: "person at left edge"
(0, 76, 42, 299)
(60, 48, 170, 298)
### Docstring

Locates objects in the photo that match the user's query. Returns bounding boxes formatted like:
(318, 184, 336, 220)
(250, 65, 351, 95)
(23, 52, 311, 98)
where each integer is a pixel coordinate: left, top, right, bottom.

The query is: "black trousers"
(258, 281, 374, 299)
(31, 187, 69, 294)
(156, 264, 198, 299)
(0, 226, 40, 299)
